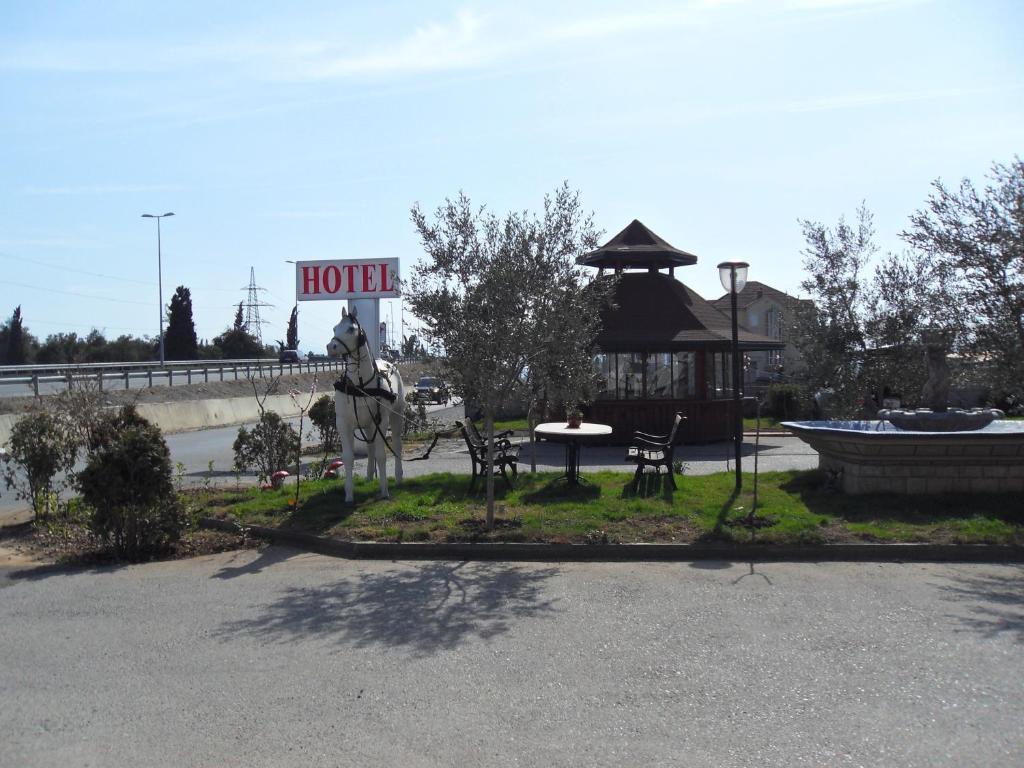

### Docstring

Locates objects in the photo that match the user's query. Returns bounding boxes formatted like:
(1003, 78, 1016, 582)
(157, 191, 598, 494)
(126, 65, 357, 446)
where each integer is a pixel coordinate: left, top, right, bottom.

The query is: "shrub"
(2, 410, 77, 520)
(86, 403, 151, 453)
(77, 412, 183, 560)
(232, 410, 300, 482)
(309, 395, 337, 450)
(764, 384, 806, 420)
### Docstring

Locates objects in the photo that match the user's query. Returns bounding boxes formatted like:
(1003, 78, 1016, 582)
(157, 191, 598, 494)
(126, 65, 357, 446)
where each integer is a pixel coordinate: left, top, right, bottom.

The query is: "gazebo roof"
(595, 273, 784, 352)
(579, 219, 698, 270)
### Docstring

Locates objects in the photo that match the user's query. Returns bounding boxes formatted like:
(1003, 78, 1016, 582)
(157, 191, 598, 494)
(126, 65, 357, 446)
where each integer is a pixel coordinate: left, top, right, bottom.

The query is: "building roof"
(595, 273, 785, 352)
(578, 219, 698, 270)
(710, 280, 812, 312)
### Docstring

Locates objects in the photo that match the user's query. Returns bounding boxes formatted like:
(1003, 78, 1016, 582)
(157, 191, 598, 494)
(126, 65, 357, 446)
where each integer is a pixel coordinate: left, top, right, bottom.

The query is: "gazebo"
(580, 220, 784, 443)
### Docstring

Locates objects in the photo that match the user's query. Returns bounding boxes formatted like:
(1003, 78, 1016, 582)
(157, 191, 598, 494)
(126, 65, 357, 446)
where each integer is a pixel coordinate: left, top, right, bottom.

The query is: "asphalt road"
(1, 553, 1020, 767)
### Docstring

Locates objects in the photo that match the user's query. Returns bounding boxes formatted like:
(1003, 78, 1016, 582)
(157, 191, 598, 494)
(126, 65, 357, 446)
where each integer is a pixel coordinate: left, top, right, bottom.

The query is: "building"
(711, 281, 812, 386)
(580, 220, 783, 442)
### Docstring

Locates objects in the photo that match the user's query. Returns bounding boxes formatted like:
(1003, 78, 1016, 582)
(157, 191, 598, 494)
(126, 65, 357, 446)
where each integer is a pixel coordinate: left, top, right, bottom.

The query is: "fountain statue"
(876, 331, 1003, 432)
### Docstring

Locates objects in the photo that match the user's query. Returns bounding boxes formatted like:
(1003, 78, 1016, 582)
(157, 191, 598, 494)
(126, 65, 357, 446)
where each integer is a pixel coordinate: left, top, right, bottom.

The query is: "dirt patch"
(0, 519, 257, 567)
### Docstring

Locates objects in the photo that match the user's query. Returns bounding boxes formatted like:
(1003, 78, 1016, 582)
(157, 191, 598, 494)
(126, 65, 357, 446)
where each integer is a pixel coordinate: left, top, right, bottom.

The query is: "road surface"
(1, 553, 1020, 767)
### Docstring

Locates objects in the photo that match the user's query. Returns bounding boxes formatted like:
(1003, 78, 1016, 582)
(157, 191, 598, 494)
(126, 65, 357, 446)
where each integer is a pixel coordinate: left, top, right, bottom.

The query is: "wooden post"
(124, 370, 129, 390)
(148, 369, 153, 388)
(32, 374, 39, 397)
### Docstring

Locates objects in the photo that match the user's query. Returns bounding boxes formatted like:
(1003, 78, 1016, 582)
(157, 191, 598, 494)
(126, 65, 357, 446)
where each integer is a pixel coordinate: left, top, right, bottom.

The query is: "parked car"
(411, 376, 450, 404)
(279, 349, 300, 363)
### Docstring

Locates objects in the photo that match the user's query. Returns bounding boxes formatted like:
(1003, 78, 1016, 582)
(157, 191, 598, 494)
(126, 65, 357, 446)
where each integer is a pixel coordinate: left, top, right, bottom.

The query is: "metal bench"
(626, 413, 685, 492)
(457, 420, 520, 491)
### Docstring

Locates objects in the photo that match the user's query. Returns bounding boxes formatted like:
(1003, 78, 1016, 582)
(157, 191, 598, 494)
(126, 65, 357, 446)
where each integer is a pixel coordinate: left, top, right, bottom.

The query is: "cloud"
(21, 183, 186, 196)
(0, 1, 924, 79)
(780, 84, 1020, 113)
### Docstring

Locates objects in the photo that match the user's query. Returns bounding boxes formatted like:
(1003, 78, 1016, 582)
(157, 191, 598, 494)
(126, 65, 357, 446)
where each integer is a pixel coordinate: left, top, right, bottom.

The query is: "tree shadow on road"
(210, 545, 297, 580)
(937, 567, 1024, 644)
(214, 560, 562, 656)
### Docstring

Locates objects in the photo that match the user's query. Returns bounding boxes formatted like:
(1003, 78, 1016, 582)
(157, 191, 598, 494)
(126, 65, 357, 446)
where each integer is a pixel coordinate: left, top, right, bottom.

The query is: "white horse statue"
(326, 307, 405, 502)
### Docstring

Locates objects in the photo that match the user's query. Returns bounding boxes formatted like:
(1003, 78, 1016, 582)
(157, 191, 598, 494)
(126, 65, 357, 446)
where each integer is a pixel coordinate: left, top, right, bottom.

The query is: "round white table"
(534, 422, 613, 485)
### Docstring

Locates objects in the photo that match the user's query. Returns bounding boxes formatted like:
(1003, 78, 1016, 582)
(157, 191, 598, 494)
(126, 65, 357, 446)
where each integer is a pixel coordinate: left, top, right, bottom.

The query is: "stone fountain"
(784, 334, 1023, 495)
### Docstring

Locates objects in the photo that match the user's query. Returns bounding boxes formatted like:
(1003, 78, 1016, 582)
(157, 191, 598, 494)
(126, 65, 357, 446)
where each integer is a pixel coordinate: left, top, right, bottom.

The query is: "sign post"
(295, 258, 400, 359)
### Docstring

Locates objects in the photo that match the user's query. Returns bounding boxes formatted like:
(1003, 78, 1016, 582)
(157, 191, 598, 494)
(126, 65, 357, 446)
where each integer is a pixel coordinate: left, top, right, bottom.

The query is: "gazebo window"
(593, 350, 700, 400)
(620, 353, 643, 399)
(707, 351, 734, 399)
(645, 353, 673, 398)
(673, 351, 695, 398)
(592, 352, 615, 399)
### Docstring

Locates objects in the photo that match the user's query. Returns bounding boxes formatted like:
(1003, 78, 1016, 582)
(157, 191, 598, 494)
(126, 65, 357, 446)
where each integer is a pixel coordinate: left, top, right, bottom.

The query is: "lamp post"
(142, 212, 175, 366)
(718, 261, 749, 491)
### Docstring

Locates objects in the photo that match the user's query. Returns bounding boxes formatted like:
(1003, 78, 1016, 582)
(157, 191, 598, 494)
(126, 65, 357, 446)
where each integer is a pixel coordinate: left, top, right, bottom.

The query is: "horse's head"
(327, 306, 365, 359)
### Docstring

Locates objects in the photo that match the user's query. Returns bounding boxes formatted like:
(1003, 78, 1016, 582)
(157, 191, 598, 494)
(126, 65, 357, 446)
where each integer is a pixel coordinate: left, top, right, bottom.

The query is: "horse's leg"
(366, 444, 377, 481)
(337, 394, 356, 504)
(364, 403, 377, 481)
(391, 405, 403, 485)
(375, 434, 389, 499)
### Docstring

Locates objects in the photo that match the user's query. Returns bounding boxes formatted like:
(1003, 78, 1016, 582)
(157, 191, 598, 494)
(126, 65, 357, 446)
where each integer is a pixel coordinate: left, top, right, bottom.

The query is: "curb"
(199, 517, 1024, 563)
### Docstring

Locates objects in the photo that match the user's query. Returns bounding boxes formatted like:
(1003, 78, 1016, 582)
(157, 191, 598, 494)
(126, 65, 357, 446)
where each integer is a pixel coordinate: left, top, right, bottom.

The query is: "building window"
(766, 304, 781, 339)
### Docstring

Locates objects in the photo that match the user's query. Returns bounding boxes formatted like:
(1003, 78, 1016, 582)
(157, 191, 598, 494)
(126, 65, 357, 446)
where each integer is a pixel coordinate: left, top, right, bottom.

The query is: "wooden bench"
(626, 413, 685, 492)
(457, 420, 520, 490)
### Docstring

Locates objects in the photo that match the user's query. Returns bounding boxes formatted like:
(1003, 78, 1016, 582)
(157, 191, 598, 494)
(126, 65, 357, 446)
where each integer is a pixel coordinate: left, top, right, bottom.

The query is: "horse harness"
(333, 326, 399, 454)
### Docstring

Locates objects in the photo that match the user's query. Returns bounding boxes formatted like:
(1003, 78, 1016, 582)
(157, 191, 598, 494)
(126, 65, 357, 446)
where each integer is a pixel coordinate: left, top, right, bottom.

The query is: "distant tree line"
(0, 285, 289, 365)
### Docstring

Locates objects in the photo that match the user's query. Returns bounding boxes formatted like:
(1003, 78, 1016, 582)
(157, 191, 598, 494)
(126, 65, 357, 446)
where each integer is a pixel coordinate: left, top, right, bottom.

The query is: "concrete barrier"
(0, 390, 335, 446)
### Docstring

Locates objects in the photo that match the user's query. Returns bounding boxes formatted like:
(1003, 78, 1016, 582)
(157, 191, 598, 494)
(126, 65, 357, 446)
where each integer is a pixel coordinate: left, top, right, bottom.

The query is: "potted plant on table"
(566, 405, 583, 429)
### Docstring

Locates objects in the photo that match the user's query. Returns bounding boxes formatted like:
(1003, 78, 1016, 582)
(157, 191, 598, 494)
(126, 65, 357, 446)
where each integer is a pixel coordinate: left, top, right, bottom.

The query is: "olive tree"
(405, 183, 613, 526)
(902, 157, 1024, 394)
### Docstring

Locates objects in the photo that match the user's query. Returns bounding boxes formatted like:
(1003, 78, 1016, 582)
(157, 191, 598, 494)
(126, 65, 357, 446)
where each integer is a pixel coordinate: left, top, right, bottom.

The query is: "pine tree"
(285, 306, 299, 350)
(164, 286, 199, 360)
(233, 302, 244, 331)
(4, 306, 28, 365)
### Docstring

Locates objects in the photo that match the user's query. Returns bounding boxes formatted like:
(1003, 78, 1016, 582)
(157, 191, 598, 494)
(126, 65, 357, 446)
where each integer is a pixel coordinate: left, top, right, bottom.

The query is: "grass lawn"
(202, 469, 1024, 546)
(742, 416, 788, 432)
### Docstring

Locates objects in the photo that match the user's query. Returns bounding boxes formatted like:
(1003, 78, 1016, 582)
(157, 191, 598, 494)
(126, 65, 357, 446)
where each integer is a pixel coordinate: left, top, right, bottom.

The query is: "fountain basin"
(877, 407, 1003, 432)
(782, 419, 1024, 495)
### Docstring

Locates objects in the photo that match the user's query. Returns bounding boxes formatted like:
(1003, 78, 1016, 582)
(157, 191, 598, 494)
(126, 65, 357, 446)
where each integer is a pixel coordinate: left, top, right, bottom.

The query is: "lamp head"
(717, 261, 749, 294)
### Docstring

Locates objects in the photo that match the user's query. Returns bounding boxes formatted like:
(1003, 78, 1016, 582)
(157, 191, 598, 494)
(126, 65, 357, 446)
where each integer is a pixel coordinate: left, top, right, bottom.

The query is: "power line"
(3, 279, 238, 312)
(0, 251, 154, 286)
(5, 280, 154, 306)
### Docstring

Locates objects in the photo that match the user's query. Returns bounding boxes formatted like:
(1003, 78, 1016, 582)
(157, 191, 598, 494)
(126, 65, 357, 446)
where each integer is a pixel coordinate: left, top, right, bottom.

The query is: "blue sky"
(1, 0, 1021, 353)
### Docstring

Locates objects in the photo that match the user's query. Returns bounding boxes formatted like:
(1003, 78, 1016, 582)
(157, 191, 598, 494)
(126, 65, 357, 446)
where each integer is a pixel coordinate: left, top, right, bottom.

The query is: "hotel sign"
(295, 258, 400, 301)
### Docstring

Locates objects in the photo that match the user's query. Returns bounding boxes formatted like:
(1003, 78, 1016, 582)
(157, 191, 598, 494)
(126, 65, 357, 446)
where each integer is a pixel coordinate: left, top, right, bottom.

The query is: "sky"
(1, 0, 1021, 354)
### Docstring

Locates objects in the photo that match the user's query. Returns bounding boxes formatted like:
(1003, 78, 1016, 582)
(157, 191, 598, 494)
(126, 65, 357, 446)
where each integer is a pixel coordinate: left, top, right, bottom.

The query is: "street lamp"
(142, 212, 175, 366)
(718, 260, 749, 491)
